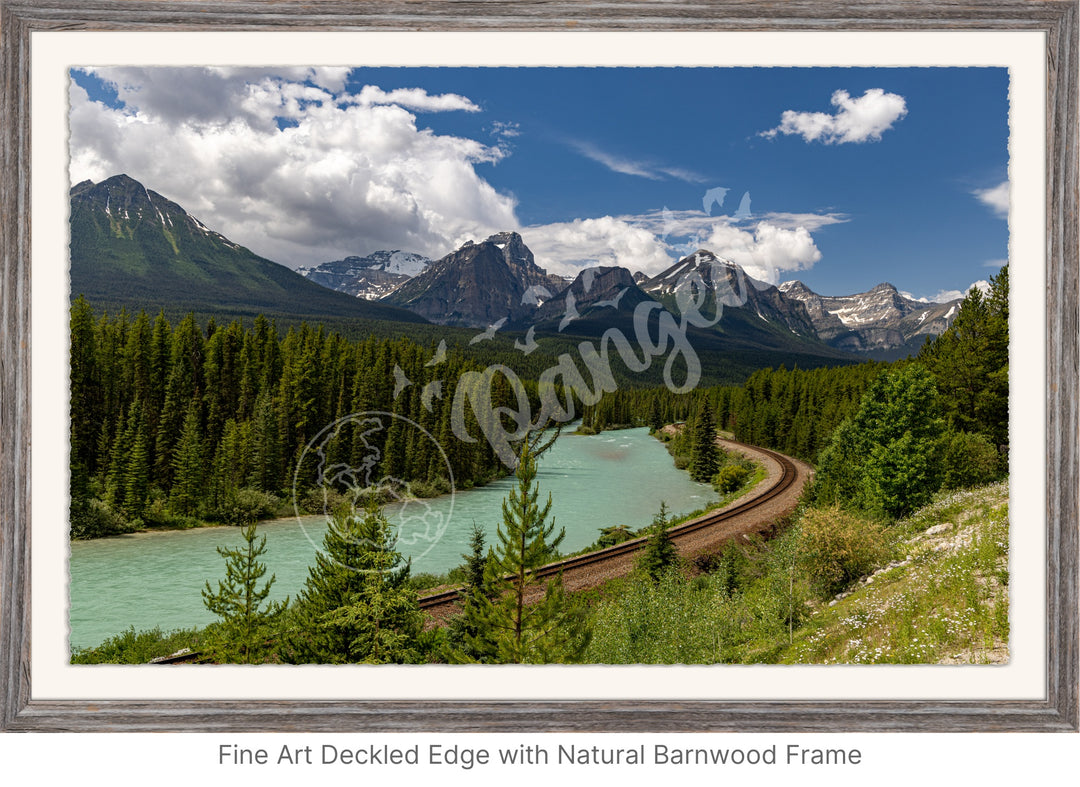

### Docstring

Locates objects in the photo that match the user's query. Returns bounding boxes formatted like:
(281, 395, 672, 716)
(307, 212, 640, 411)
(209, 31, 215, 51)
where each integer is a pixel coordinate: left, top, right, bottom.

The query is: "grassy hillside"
(784, 482, 1009, 664)
(583, 481, 1009, 664)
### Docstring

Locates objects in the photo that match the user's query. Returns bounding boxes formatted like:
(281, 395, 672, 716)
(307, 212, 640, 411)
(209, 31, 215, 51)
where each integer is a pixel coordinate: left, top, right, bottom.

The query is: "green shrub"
(140, 496, 200, 530)
(406, 477, 452, 499)
(408, 572, 452, 592)
(71, 625, 203, 664)
(70, 498, 135, 539)
(714, 464, 751, 494)
(595, 524, 635, 548)
(795, 506, 890, 598)
(941, 432, 1004, 490)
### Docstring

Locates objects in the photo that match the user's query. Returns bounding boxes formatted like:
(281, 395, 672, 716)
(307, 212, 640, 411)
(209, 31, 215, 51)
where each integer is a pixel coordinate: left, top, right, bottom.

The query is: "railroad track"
(416, 440, 801, 615)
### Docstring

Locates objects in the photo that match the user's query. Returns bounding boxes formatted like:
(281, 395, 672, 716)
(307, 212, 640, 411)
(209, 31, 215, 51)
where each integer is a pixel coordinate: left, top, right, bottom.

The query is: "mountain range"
(778, 279, 960, 358)
(334, 235, 959, 360)
(69, 174, 961, 365)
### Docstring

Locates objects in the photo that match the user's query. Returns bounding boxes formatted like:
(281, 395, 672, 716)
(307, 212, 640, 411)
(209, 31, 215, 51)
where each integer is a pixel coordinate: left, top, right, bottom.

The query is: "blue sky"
(69, 66, 1008, 300)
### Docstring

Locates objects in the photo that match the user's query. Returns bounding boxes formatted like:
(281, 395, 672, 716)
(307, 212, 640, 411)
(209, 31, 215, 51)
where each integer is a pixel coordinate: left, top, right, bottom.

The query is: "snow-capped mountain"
(382, 232, 566, 327)
(641, 250, 818, 336)
(779, 279, 961, 358)
(533, 265, 654, 331)
(297, 250, 431, 300)
(639, 249, 960, 359)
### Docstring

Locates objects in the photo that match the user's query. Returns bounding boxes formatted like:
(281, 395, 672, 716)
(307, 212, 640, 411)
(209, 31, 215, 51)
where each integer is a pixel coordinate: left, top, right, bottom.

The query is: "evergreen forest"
(71, 267, 1010, 665)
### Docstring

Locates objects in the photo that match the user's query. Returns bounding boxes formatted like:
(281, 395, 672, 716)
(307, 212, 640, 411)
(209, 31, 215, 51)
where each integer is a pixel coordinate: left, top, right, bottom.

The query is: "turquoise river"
(69, 427, 717, 650)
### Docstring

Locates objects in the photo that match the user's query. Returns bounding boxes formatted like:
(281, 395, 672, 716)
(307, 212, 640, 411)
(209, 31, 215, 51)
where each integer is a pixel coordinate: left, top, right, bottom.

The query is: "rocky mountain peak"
(297, 249, 431, 300)
(781, 278, 962, 359)
(384, 232, 560, 327)
(70, 174, 226, 243)
(779, 280, 812, 295)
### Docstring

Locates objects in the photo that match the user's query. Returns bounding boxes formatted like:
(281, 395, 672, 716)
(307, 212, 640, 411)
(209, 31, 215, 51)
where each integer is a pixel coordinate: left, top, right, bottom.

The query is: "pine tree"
(920, 266, 1009, 448)
(282, 498, 423, 664)
(648, 396, 664, 433)
(202, 522, 286, 663)
(636, 501, 679, 582)
(689, 404, 720, 482)
(459, 435, 590, 663)
(121, 400, 151, 519)
(169, 401, 206, 516)
(447, 523, 500, 662)
(154, 314, 204, 485)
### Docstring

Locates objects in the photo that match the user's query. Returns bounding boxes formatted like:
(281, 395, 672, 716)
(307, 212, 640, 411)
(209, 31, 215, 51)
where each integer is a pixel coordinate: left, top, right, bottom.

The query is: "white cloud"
(623, 207, 846, 241)
(904, 280, 991, 303)
(755, 212, 850, 232)
(523, 217, 674, 278)
(571, 141, 706, 183)
(528, 208, 832, 281)
(701, 221, 822, 284)
(490, 121, 521, 139)
(348, 85, 480, 113)
(69, 69, 517, 266)
(973, 181, 1009, 219)
(761, 88, 908, 144)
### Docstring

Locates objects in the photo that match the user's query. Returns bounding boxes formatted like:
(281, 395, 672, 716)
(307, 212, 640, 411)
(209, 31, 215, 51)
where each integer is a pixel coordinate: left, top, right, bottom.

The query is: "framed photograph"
(1, 1, 1076, 732)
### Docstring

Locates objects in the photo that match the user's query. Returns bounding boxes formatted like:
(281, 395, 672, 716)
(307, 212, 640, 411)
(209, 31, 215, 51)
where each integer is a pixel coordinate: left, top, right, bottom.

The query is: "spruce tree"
(636, 501, 679, 582)
(282, 497, 423, 664)
(202, 521, 286, 664)
(689, 404, 720, 482)
(648, 396, 664, 433)
(459, 435, 590, 663)
(447, 524, 500, 662)
(121, 400, 151, 520)
(814, 364, 946, 519)
(169, 401, 206, 516)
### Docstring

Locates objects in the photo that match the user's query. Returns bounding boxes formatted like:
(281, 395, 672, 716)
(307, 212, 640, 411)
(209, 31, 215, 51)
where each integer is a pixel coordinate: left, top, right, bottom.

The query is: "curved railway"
(152, 439, 807, 662)
(416, 439, 806, 620)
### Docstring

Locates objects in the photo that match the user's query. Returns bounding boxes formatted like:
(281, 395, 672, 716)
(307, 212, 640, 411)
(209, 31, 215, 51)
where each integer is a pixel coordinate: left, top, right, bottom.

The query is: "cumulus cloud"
(551, 207, 833, 281)
(761, 88, 908, 144)
(701, 221, 823, 284)
(69, 68, 517, 266)
(523, 217, 674, 278)
(973, 181, 1009, 219)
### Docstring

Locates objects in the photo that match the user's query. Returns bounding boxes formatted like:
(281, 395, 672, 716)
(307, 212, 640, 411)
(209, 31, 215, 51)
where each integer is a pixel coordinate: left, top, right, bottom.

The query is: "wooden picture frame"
(1, 0, 1076, 732)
